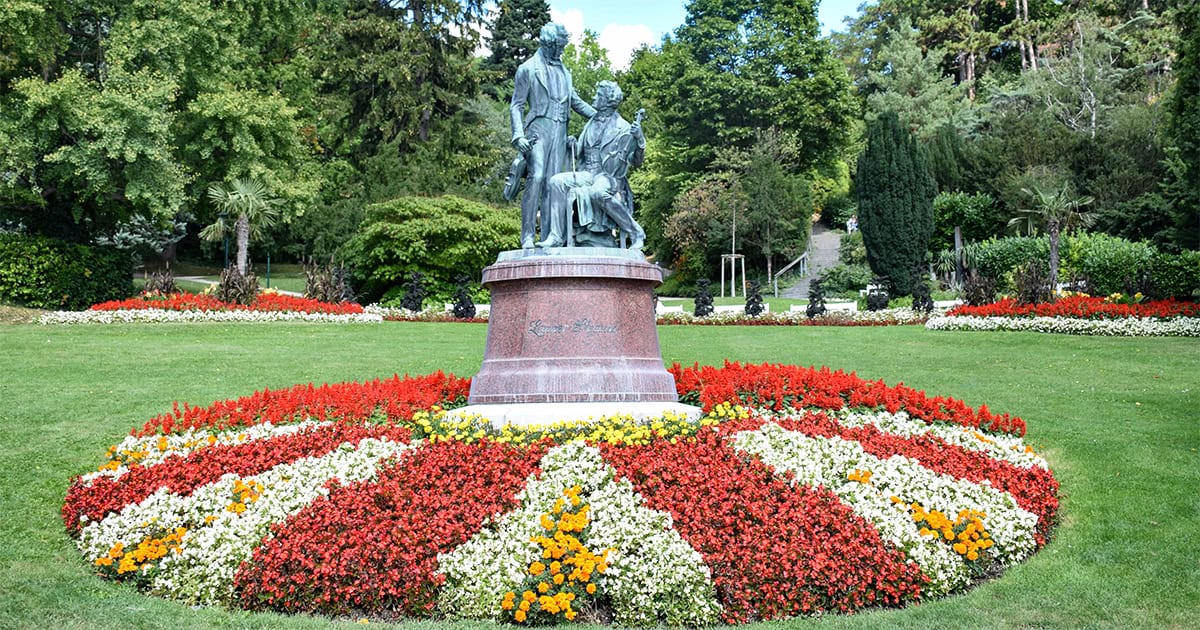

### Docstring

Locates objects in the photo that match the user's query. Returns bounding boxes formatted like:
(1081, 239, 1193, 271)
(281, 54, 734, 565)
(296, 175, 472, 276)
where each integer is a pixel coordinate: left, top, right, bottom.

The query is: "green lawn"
(1, 322, 1197, 629)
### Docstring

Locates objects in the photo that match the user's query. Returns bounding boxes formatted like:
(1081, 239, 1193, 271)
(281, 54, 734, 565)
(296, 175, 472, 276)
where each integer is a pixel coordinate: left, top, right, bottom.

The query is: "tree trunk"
(236, 214, 250, 276)
(1048, 219, 1060, 294)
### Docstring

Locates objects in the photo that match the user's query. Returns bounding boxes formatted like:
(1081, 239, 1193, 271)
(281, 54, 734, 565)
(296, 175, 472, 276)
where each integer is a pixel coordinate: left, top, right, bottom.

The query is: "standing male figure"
(537, 81, 646, 250)
(510, 22, 596, 249)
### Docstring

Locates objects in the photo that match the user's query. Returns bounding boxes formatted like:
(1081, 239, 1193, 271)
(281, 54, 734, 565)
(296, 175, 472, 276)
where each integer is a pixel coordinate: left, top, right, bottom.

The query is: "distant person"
(847, 216, 858, 233)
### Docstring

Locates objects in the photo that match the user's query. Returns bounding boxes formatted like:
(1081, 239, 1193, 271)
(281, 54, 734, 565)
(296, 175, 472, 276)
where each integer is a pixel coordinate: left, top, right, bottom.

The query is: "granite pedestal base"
(467, 248, 684, 419)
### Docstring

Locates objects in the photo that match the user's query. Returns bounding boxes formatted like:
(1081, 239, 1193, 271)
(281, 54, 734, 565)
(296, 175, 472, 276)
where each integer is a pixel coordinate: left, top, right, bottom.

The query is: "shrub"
(806, 277, 827, 318)
(819, 191, 857, 230)
(971, 237, 1049, 291)
(344, 195, 520, 303)
(216, 268, 259, 305)
(399, 272, 427, 312)
(1148, 250, 1200, 300)
(0, 233, 133, 310)
(839, 230, 866, 265)
(818, 263, 874, 296)
(142, 267, 179, 295)
(1012, 261, 1051, 305)
(451, 274, 476, 319)
(693, 278, 714, 316)
(303, 258, 356, 304)
(744, 281, 765, 316)
(1061, 233, 1155, 296)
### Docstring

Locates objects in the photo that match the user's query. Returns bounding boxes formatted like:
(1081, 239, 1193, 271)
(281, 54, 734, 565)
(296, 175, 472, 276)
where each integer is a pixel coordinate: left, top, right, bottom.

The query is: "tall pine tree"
(1165, 3, 1200, 251)
(855, 111, 936, 296)
(484, 0, 550, 81)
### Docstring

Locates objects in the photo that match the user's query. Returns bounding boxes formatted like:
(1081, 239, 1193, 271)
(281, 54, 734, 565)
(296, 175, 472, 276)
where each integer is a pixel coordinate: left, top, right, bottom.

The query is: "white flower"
(926, 315, 1200, 337)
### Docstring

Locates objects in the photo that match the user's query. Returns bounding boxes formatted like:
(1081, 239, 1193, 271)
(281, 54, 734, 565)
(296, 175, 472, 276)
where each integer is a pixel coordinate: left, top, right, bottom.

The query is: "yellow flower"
(537, 581, 550, 593)
(585, 583, 597, 594)
(514, 609, 527, 622)
(529, 561, 546, 575)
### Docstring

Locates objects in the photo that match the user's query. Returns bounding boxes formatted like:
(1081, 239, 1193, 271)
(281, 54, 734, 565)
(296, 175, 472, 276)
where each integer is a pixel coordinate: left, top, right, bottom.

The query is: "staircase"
(782, 223, 842, 298)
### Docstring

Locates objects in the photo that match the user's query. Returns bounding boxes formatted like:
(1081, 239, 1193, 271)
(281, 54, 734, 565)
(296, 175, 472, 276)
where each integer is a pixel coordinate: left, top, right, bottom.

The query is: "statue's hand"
(566, 136, 577, 150)
(514, 137, 532, 153)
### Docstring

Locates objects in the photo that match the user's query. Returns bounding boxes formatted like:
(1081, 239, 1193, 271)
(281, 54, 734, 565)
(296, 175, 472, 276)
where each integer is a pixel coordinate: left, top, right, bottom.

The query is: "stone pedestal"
(467, 247, 679, 405)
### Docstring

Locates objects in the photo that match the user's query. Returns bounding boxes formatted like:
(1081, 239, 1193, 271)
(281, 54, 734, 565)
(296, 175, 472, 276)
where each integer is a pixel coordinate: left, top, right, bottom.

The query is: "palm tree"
(200, 178, 282, 276)
(1008, 184, 1095, 293)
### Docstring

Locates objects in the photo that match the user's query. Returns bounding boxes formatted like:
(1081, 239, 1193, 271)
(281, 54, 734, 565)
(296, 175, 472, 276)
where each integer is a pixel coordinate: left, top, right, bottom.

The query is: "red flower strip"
(671, 361, 1026, 436)
(947, 296, 1200, 320)
(134, 372, 470, 437)
(90, 291, 364, 315)
(234, 439, 544, 616)
(600, 433, 927, 623)
(63, 423, 412, 534)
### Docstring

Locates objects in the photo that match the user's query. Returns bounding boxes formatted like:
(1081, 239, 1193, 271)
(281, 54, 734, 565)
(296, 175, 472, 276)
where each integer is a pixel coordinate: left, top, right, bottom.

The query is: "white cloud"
(598, 23, 655, 70)
(550, 8, 586, 45)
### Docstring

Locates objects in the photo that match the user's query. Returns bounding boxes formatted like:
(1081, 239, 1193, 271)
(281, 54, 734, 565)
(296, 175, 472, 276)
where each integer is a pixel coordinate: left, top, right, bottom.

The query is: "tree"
(200, 178, 282, 276)
(863, 19, 975, 139)
(1007, 183, 1095, 288)
(855, 111, 936, 296)
(732, 131, 812, 281)
(562, 30, 616, 136)
(483, 0, 550, 82)
(1163, 3, 1200, 251)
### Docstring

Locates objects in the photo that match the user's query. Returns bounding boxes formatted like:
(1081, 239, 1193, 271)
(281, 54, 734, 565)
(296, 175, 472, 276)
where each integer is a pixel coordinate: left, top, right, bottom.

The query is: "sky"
(546, 0, 863, 69)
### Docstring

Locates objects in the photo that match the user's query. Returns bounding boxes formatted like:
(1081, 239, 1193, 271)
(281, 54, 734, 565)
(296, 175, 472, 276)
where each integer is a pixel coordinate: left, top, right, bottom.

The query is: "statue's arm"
(571, 89, 597, 119)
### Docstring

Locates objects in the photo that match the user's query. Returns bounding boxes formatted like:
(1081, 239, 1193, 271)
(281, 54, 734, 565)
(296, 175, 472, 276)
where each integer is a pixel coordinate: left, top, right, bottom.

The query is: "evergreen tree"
(744, 281, 765, 317)
(484, 0, 550, 81)
(1165, 3, 1200, 251)
(856, 111, 936, 296)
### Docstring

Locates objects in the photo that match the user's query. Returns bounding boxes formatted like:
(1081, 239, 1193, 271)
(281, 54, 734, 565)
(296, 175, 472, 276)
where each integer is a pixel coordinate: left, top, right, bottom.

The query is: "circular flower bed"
(64, 363, 1058, 625)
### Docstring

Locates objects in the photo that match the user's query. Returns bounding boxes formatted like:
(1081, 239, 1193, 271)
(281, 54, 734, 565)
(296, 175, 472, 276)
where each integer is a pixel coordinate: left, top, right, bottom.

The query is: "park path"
(172, 275, 303, 297)
(782, 223, 842, 298)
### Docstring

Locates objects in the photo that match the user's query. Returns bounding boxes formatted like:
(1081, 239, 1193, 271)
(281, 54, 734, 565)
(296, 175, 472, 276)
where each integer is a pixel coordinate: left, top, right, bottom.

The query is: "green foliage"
(1163, 3, 1200, 251)
(817, 263, 874, 295)
(820, 192, 857, 230)
(971, 236, 1049, 289)
(662, 175, 742, 286)
(863, 18, 975, 138)
(856, 111, 936, 296)
(932, 191, 1002, 252)
(0, 0, 321, 242)
(1062, 232, 1156, 296)
(0, 233, 132, 309)
(562, 30, 616, 137)
(483, 0, 551, 82)
(1148, 250, 1200, 300)
(344, 195, 520, 303)
(215, 267, 258, 306)
(839, 230, 867, 265)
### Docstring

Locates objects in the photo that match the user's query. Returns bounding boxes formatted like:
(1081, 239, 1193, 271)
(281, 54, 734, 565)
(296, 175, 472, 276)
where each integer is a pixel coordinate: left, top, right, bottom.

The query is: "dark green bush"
(1149, 250, 1200, 300)
(0, 233, 133, 310)
(839, 230, 866, 265)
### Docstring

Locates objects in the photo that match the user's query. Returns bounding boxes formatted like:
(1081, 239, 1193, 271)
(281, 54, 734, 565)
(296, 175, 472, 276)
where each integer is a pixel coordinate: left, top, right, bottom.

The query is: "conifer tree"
(484, 0, 551, 80)
(1165, 3, 1200, 251)
(855, 111, 936, 296)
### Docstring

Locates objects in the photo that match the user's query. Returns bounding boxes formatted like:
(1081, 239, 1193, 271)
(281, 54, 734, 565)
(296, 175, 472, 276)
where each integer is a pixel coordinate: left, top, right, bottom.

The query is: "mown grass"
(1, 322, 1197, 629)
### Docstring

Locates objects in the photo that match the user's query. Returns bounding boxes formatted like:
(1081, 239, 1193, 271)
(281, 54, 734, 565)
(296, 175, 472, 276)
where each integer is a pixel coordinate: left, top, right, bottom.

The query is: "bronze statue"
(537, 81, 646, 250)
(509, 23, 596, 249)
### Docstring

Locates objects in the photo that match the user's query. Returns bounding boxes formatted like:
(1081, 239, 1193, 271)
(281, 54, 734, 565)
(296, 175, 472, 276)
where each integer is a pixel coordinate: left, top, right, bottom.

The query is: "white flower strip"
(832, 409, 1048, 471)
(732, 423, 1039, 595)
(438, 442, 721, 626)
(77, 436, 416, 605)
(39, 309, 383, 324)
(657, 307, 933, 325)
(81, 420, 330, 483)
(926, 315, 1200, 337)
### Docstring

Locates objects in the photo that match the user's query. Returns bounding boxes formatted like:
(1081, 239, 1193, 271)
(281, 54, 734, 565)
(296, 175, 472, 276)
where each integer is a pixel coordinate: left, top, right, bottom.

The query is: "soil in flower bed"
(63, 363, 1058, 625)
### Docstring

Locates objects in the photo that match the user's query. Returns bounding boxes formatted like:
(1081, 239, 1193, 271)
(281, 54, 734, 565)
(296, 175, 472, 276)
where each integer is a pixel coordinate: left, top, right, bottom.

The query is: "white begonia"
(926, 315, 1200, 337)
(438, 442, 721, 626)
(733, 422, 1040, 594)
(39, 309, 382, 325)
(81, 420, 330, 483)
(76, 437, 416, 605)
(832, 409, 1049, 471)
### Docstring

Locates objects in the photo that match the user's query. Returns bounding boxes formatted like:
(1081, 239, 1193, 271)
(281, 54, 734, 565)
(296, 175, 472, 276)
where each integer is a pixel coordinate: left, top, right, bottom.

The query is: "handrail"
(773, 251, 808, 297)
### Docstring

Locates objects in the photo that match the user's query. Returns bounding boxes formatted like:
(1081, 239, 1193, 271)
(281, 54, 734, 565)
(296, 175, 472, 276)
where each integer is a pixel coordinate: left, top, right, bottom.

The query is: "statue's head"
(592, 80, 624, 111)
(539, 23, 569, 61)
